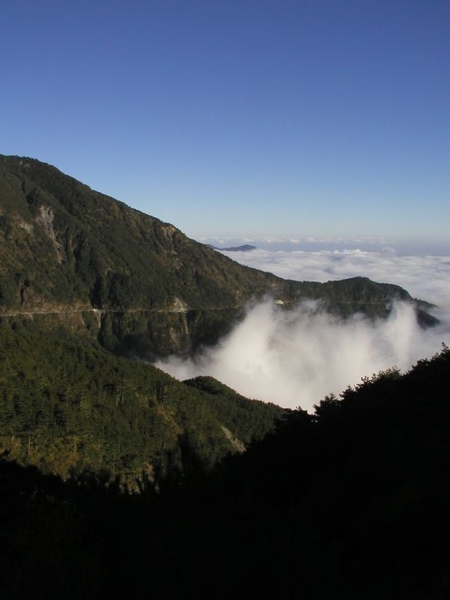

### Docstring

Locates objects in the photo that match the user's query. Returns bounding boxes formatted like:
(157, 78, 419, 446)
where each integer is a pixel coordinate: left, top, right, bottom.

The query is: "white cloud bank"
(156, 247, 450, 412)
(220, 247, 450, 309)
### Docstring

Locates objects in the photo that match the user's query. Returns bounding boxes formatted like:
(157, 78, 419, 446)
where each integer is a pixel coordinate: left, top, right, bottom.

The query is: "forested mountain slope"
(0, 153, 440, 490)
(0, 318, 284, 485)
(0, 154, 447, 598)
(1, 346, 449, 599)
(0, 154, 436, 359)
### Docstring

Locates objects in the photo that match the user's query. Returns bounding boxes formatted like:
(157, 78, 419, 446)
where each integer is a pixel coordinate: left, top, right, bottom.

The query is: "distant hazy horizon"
(198, 235, 450, 257)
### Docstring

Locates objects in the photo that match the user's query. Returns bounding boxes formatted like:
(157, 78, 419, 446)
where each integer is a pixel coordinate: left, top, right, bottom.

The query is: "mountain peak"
(0, 155, 437, 361)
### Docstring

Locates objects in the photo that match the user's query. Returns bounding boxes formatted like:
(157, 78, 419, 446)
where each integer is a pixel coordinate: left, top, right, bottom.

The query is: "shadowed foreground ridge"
(1, 346, 449, 599)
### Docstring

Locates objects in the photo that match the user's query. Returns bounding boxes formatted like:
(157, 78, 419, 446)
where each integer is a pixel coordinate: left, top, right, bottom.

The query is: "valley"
(0, 154, 448, 598)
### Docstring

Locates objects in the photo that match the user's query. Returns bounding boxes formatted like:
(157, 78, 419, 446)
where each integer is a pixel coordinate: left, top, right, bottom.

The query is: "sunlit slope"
(0, 318, 285, 484)
(0, 154, 436, 358)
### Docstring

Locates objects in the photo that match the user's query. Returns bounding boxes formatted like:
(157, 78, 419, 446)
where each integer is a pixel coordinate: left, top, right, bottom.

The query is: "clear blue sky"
(1, 0, 449, 240)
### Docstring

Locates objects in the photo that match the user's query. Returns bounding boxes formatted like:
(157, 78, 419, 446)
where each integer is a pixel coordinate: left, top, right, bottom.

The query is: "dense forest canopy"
(1, 346, 449, 598)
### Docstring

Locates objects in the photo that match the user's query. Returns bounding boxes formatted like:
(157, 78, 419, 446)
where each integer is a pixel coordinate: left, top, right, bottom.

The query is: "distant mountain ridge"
(207, 243, 257, 252)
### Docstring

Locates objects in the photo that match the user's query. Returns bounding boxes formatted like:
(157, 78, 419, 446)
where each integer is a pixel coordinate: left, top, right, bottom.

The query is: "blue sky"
(1, 0, 449, 241)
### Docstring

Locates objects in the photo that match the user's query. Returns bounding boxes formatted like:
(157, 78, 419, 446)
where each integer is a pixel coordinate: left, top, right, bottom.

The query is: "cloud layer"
(220, 247, 450, 309)
(156, 247, 450, 411)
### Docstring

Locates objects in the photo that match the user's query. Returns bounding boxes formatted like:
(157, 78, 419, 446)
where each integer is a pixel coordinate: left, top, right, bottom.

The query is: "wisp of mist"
(156, 248, 450, 412)
(156, 299, 449, 412)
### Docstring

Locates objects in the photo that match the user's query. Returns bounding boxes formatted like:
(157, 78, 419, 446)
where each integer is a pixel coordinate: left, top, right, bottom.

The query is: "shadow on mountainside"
(1, 346, 450, 598)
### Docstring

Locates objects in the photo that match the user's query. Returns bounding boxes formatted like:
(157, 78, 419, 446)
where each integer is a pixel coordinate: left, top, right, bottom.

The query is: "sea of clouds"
(156, 239, 450, 412)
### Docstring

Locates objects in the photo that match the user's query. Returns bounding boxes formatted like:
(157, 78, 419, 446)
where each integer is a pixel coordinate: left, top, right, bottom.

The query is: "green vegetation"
(0, 154, 446, 597)
(1, 347, 449, 598)
(183, 375, 283, 445)
(0, 318, 284, 484)
(0, 154, 437, 361)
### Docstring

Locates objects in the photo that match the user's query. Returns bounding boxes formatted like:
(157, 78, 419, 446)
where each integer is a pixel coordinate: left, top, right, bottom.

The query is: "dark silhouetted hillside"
(1, 347, 449, 598)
